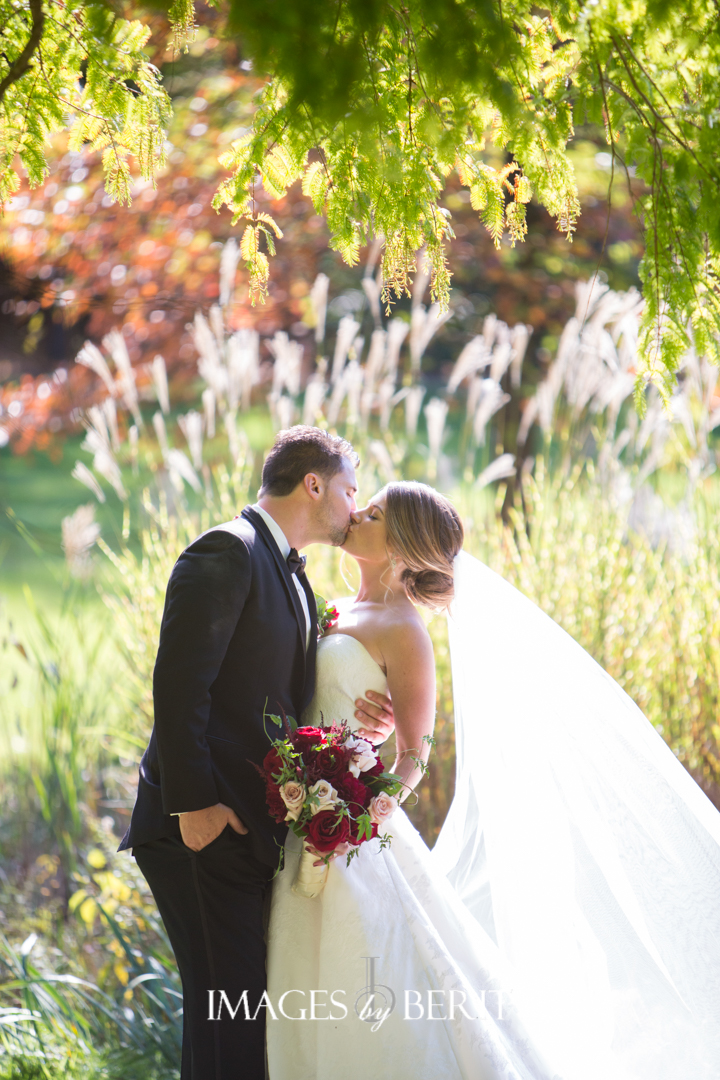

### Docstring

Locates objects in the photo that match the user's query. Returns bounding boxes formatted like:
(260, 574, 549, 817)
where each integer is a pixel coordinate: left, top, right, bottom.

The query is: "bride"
(267, 481, 720, 1080)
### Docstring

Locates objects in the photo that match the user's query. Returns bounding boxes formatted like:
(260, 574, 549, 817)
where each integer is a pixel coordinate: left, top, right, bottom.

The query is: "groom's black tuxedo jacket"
(119, 506, 318, 868)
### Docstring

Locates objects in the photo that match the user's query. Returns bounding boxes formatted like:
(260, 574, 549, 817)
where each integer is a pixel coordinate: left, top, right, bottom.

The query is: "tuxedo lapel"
(240, 507, 309, 662)
(299, 571, 318, 639)
(299, 570, 318, 708)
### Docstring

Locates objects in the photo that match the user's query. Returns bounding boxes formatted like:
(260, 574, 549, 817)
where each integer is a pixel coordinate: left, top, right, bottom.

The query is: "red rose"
(336, 774, 371, 809)
(263, 747, 284, 778)
(265, 783, 286, 823)
(308, 744, 350, 783)
(291, 726, 328, 763)
(305, 809, 350, 853)
(292, 726, 327, 744)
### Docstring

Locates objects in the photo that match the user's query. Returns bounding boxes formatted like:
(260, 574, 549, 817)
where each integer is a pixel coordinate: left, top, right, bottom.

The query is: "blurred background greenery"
(1, 14, 720, 1080)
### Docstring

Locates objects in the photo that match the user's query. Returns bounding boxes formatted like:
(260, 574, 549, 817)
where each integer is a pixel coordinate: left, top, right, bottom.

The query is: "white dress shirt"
(252, 504, 311, 649)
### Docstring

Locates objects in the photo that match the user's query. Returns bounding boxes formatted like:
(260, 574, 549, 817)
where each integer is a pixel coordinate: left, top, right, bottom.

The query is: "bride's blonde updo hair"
(382, 482, 464, 611)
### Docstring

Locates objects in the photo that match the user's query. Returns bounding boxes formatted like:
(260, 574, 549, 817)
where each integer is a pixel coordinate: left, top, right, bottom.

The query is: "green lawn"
(0, 439, 126, 615)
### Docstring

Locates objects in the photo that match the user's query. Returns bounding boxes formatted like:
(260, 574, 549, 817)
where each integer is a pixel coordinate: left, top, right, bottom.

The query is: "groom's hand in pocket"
(354, 690, 394, 744)
(179, 803, 248, 851)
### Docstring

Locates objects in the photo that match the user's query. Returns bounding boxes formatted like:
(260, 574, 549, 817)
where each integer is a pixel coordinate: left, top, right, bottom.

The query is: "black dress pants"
(134, 826, 274, 1080)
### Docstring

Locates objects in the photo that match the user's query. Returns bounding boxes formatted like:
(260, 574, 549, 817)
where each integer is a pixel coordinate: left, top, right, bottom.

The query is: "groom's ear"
(303, 472, 323, 501)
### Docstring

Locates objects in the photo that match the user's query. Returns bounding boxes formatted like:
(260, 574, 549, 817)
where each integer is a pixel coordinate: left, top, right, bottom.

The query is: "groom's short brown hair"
(259, 426, 359, 497)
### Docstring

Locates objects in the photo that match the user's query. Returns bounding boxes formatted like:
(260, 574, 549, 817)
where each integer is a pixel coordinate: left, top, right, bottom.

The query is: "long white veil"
(432, 551, 720, 1080)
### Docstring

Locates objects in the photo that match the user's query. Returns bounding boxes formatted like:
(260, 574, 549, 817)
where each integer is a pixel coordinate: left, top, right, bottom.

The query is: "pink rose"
(368, 793, 398, 826)
(347, 738, 379, 778)
(308, 779, 339, 815)
(280, 780, 306, 822)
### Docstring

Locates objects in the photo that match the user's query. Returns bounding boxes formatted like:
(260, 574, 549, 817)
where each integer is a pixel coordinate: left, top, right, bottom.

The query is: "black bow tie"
(287, 548, 307, 577)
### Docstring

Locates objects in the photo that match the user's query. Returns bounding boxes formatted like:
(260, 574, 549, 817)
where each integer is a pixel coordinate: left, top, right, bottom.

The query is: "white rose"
(368, 793, 398, 826)
(349, 745, 378, 778)
(280, 780, 306, 822)
(309, 779, 339, 815)
(344, 735, 372, 753)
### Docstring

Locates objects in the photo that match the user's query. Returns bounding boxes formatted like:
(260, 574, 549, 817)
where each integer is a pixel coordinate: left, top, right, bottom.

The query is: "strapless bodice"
(301, 633, 388, 731)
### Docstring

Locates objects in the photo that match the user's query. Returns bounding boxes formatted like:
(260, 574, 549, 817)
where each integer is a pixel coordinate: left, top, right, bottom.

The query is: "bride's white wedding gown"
(267, 555, 720, 1079)
(266, 632, 557, 1080)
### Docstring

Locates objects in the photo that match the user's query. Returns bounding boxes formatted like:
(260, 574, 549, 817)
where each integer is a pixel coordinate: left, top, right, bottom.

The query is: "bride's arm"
(309, 617, 435, 864)
(381, 619, 436, 801)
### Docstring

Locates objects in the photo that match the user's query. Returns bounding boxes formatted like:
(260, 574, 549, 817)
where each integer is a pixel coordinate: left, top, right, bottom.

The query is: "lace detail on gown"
(266, 634, 561, 1080)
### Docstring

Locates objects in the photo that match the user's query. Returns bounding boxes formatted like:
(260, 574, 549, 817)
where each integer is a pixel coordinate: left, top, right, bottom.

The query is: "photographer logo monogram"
(207, 957, 503, 1026)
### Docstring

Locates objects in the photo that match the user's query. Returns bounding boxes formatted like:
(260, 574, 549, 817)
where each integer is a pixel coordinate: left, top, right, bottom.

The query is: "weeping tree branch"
(0, 0, 45, 105)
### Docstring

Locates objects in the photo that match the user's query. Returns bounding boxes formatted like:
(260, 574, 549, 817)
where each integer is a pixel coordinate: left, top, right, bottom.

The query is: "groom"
(119, 426, 395, 1080)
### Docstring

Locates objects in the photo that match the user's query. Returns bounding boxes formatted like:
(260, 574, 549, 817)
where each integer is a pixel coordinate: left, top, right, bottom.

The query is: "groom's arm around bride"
(119, 426, 394, 1080)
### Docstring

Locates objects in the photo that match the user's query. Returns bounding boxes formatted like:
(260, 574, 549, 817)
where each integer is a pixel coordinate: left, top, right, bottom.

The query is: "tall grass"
(476, 462, 720, 803)
(0, 587, 122, 890)
(0, 819, 182, 1079)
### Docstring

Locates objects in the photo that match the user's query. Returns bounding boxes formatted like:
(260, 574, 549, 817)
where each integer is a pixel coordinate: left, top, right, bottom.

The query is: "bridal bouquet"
(262, 720, 403, 898)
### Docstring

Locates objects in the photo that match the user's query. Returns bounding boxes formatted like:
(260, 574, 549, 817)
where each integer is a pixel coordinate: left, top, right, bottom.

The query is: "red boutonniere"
(315, 594, 339, 637)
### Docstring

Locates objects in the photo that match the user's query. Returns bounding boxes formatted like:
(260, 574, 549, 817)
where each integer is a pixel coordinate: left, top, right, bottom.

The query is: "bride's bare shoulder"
(330, 595, 353, 609)
(377, 606, 433, 666)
